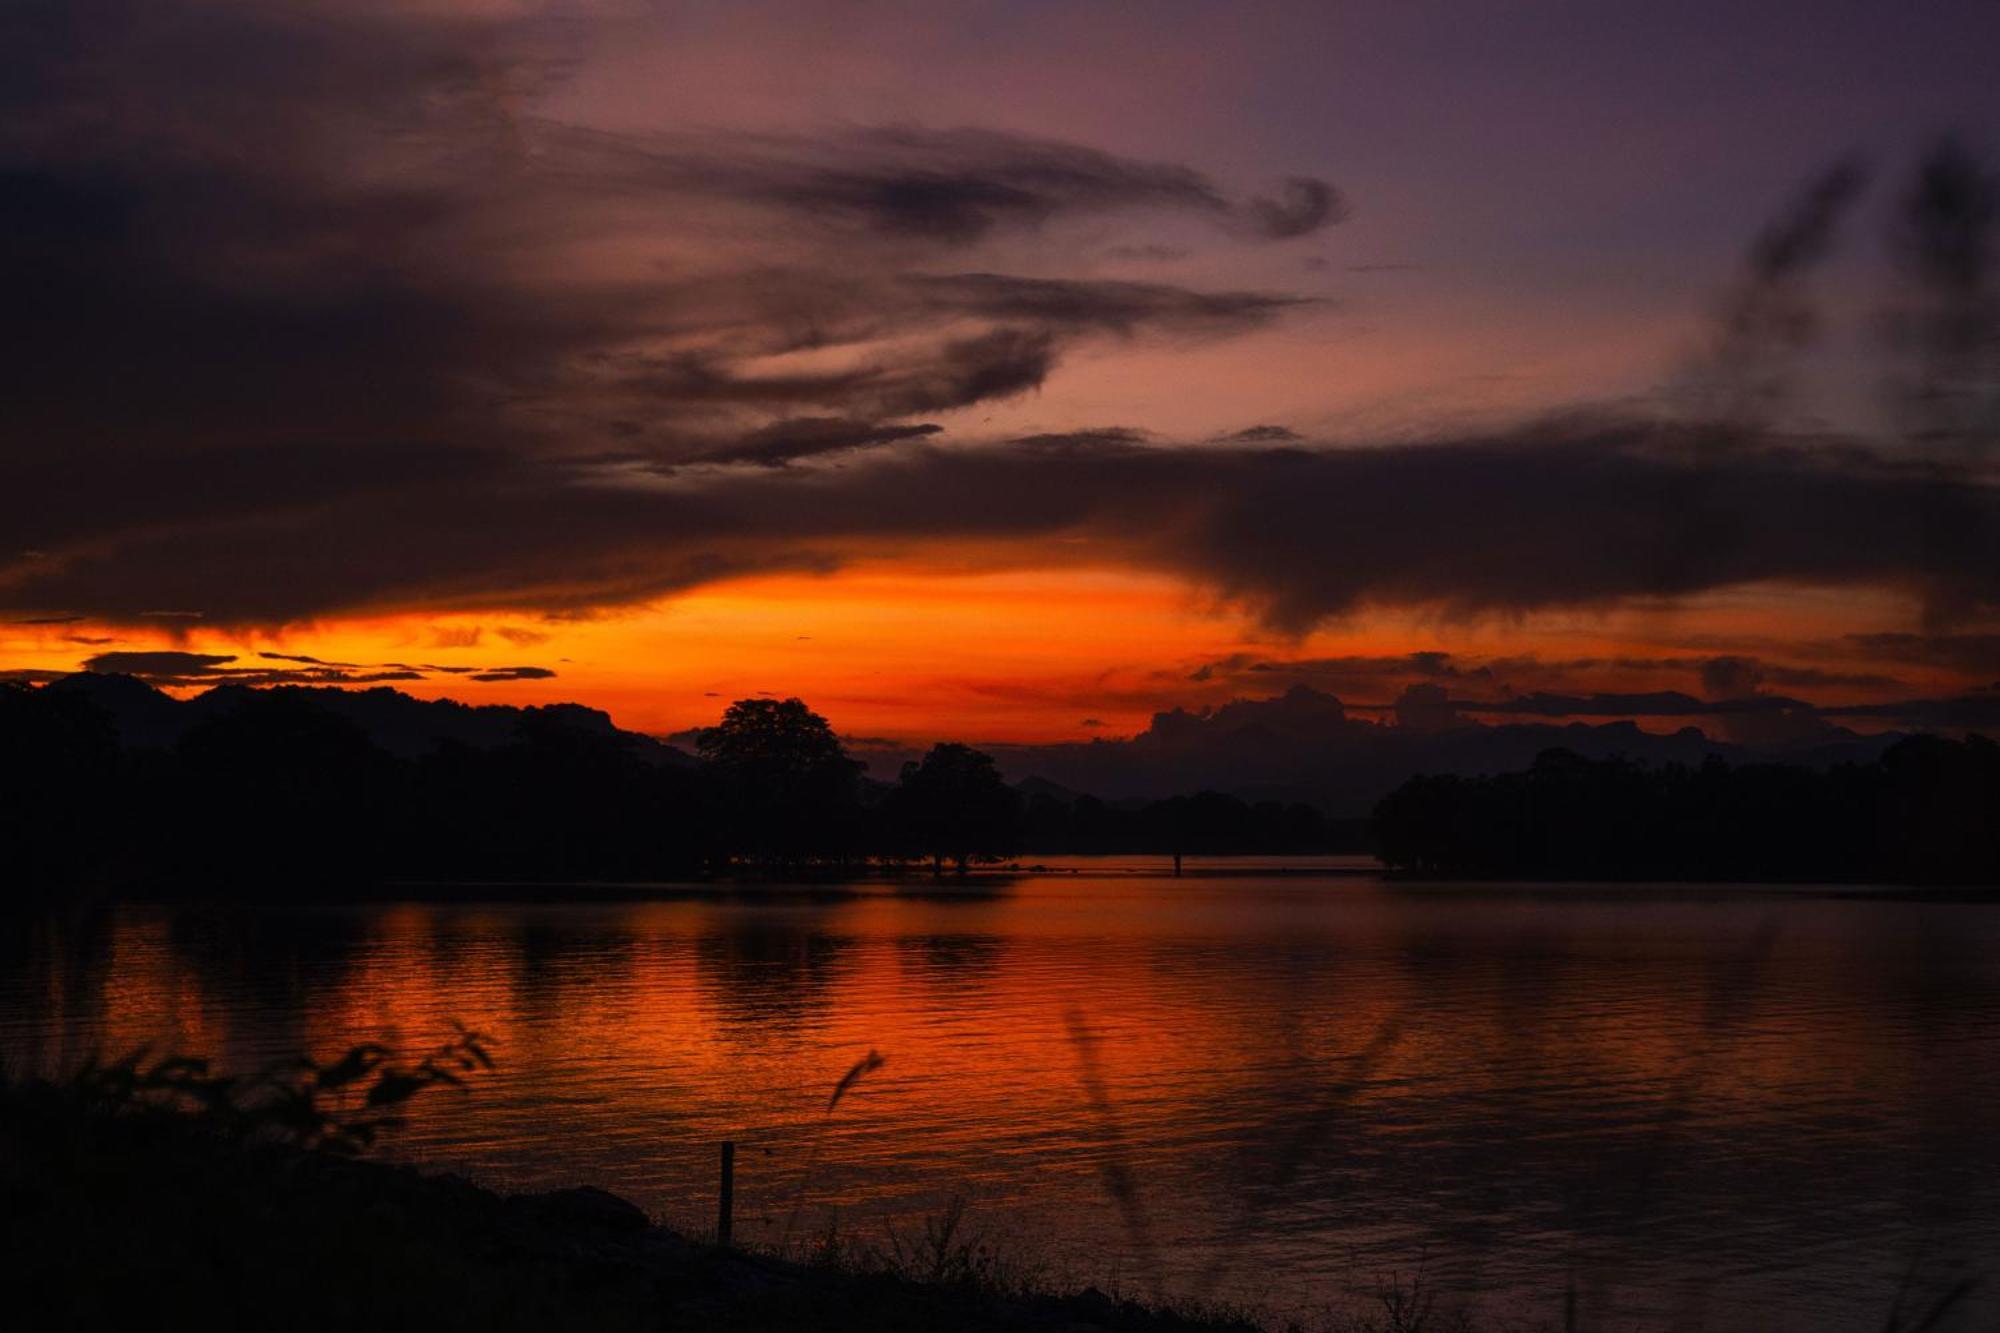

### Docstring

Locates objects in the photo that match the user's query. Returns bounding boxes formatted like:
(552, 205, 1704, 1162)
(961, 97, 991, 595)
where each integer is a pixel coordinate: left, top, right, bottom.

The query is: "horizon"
(29, 667, 1970, 822)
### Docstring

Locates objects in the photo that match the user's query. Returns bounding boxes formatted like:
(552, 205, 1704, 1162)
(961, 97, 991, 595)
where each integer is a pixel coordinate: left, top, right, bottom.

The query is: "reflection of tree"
(885, 743, 1021, 874)
(693, 923, 853, 1028)
(509, 915, 639, 1023)
(896, 933, 1004, 994)
(166, 908, 373, 1020)
(697, 698, 863, 868)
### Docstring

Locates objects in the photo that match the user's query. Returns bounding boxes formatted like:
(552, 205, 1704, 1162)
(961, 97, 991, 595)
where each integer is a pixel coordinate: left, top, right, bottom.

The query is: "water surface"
(6, 861, 1997, 1330)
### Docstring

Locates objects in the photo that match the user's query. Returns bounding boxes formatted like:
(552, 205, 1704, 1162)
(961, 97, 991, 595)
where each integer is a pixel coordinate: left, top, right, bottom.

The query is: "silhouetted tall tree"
(887, 742, 1022, 874)
(696, 698, 863, 866)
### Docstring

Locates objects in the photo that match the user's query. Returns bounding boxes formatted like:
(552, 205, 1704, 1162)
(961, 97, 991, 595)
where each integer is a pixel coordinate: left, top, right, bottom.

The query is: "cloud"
(1247, 177, 1347, 239)
(4, 418, 1997, 629)
(85, 652, 237, 678)
(1700, 655, 1765, 699)
(700, 418, 944, 468)
(607, 124, 1338, 246)
(0, 0, 1341, 630)
(1472, 690, 1807, 719)
(1181, 649, 1913, 709)
(259, 651, 360, 667)
(1, 0, 1993, 650)
(59, 648, 553, 689)
(1845, 633, 2000, 675)
(1684, 156, 1871, 423)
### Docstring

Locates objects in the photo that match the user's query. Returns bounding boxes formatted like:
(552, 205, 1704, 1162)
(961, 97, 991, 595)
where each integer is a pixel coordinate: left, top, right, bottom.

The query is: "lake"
(6, 861, 1998, 1331)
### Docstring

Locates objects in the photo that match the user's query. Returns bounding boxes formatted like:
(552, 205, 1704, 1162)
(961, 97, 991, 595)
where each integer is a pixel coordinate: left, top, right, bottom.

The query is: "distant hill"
(45, 675, 1918, 818)
(47, 673, 697, 767)
(982, 686, 1909, 816)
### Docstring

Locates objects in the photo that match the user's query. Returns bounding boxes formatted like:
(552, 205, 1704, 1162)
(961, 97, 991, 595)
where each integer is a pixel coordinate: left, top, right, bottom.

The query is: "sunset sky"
(4, 0, 1997, 744)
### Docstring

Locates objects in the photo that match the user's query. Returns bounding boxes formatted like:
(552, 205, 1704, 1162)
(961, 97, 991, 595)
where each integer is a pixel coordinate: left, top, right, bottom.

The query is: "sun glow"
(2, 562, 1964, 746)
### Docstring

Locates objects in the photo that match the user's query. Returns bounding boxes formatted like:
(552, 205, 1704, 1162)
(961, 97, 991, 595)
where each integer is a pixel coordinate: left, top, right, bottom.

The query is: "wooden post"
(717, 1140, 735, 1246)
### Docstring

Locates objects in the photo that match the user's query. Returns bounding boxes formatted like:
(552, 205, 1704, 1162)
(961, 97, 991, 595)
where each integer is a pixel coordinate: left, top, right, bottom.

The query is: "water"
(6, 861, 1999, 1331)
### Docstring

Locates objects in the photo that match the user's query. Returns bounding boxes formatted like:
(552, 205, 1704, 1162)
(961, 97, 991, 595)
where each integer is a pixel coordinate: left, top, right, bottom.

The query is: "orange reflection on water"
(6, 872, 2000, 1331)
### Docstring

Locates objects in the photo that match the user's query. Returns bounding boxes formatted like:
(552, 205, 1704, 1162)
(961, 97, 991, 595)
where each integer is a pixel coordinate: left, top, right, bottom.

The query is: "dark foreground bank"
(1, 1077, 1271, 1333)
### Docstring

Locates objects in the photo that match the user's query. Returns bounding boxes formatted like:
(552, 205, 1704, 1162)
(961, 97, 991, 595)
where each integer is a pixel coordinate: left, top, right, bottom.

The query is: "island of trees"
(1371, 738, 2000, 884)
(1, 679, 1340, 896)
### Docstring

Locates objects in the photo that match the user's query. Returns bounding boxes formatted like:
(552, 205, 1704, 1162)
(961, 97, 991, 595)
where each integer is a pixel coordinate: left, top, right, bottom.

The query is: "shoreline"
(2, 1086, 1274, 1333)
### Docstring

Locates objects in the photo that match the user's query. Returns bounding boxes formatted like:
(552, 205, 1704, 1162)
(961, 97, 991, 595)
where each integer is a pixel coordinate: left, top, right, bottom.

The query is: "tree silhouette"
(697, 697, 863, 866)
(1, 678, 1352, 891)
(171, 690, 404, 886)
(0, 681, 119, 890)
(888, 742, 1022, 874)
(1372, 738, 2000, 883)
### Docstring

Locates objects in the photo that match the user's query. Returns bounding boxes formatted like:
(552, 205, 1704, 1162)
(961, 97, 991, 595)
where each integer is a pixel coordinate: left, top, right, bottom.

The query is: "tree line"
(1371, 738, 2000, 883)
(1, 684, 1344, 895)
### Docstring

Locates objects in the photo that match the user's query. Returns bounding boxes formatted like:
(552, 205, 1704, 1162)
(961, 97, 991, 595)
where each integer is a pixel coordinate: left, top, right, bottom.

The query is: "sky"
(3, 0, 1998, 744)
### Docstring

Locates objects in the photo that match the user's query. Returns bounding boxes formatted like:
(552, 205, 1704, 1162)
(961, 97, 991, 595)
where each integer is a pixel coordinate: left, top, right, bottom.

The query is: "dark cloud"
(4, 419, 1997, 629)
(469, 667, 557, 682)
(1221, 425, 1303, 443)
(1845, 632, 2000, 675)
(1700, 655, 1765, 700)
(1184, 649, 1908, 702)
(1472, 690, 1810, 719)
(85, 652, 237, 678)
(1731, 659, 1908, 691)
(259, 651, 360, 667)
(1826, 694, 2000, 729)
(971, 685, 1901, 814)
(55, 649, 552, 689)
(2, 0, 1994, 651)
(903, 272, 1304, 336)
(1394, 682, 1462, 732)
(1890, 136, 1999, 451)
(0, 0, 1327, 619)
(626, 125, 1339, 246)
(1104, 244, 1188, 263)
(1247, 177, 1347, 239)
(700, 419, 944, 468)
(1681, 157, 1870, 425)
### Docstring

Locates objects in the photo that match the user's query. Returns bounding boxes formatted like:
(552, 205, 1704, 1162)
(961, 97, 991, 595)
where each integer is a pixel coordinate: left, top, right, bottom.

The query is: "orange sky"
(2, 563, 1968, 745)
